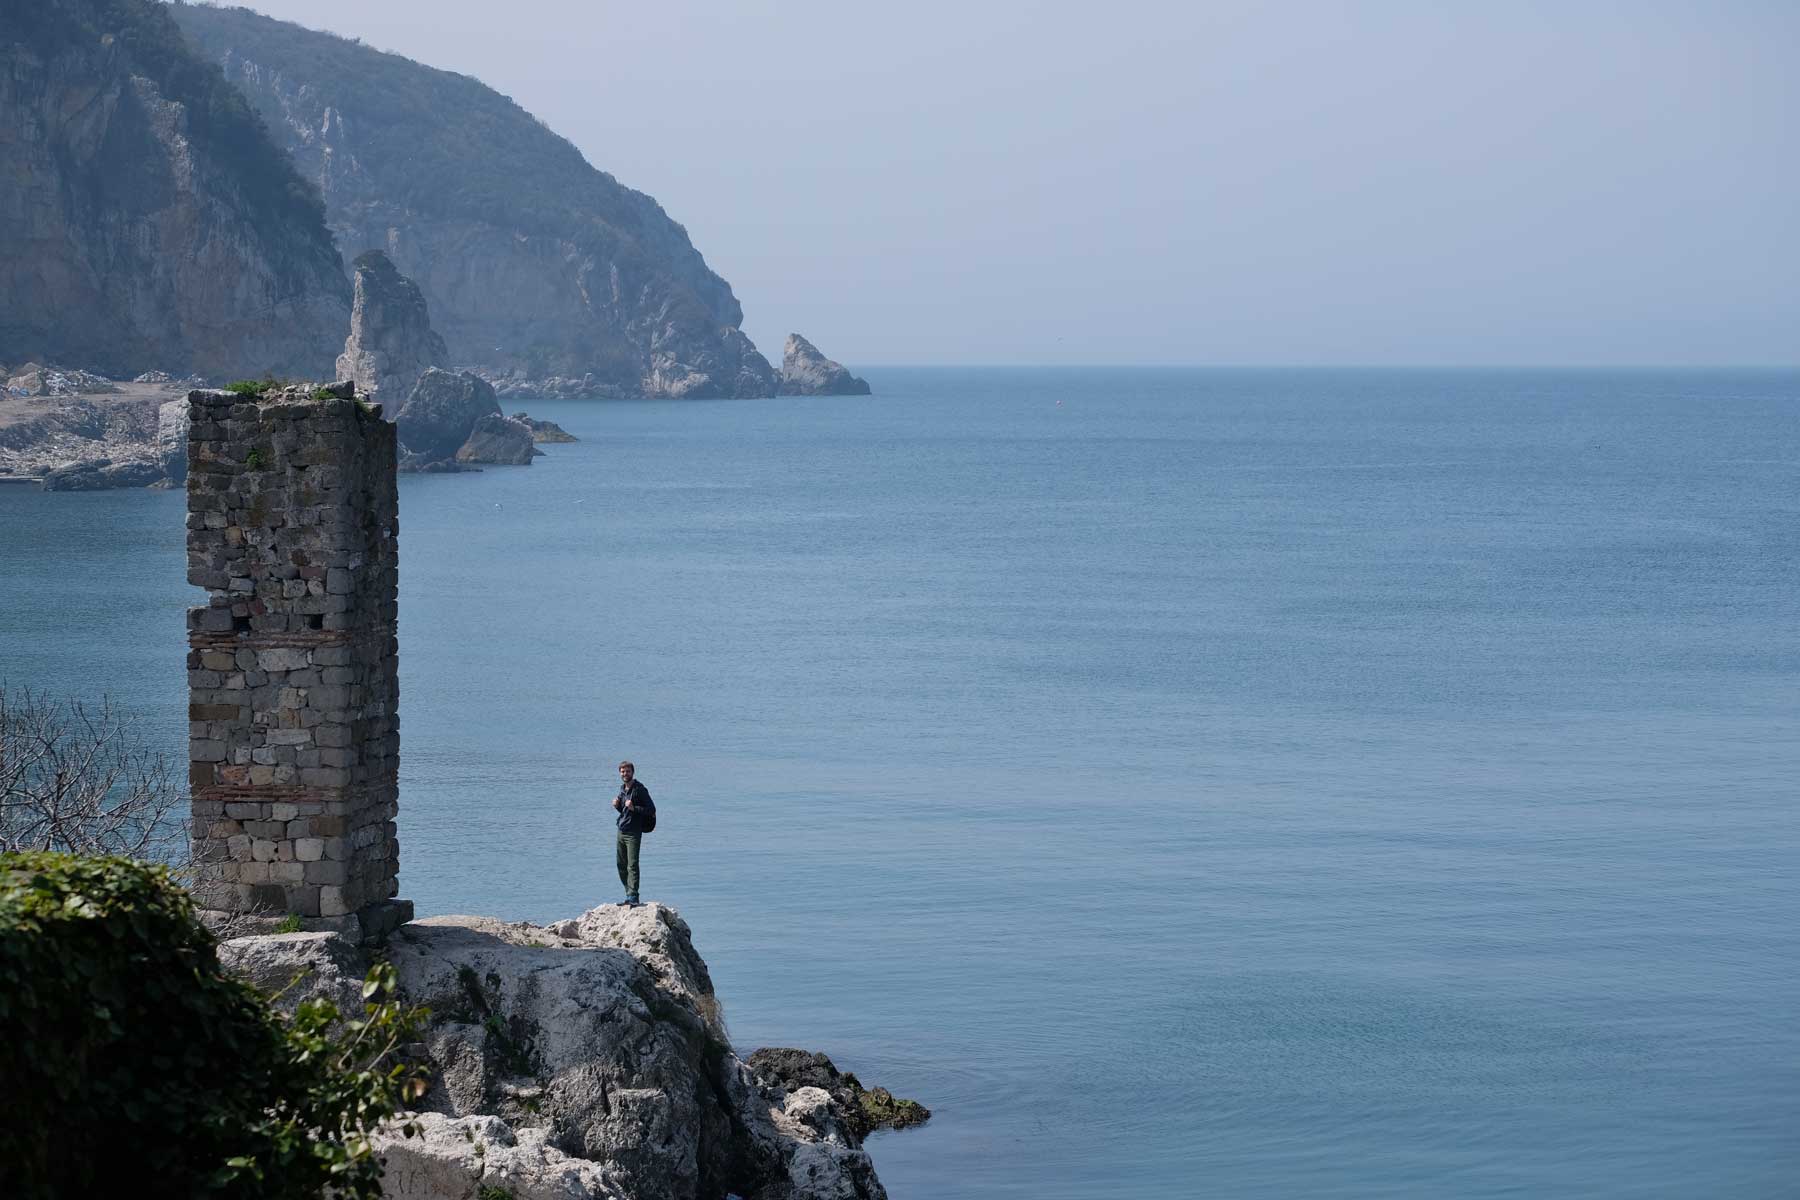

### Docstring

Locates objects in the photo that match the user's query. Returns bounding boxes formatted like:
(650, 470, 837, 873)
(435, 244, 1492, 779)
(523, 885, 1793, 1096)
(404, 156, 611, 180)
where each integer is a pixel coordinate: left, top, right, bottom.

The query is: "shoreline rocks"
(778, 335, 872, 397)
(515, 413, 579, 443)
(747, 1049, 930, 1142)
(394, 368, 546, 470)
(219, 903, 904, 1200)
(395, 368, 501, 468)
(0, 364, 189, 488)
(1, 365, 575, 489)
(455, 413, 539, 465)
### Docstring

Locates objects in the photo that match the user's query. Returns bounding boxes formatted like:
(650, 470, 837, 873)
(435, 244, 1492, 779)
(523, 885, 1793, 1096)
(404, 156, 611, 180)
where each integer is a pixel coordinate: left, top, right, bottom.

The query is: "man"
(612, 760, 655, 906)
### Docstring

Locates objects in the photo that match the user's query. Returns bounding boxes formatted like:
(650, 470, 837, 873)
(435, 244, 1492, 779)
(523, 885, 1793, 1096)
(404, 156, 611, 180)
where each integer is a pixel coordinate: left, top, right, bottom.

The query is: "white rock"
(223, 905, 890, 1200)
(375, 1112, 628, 1200)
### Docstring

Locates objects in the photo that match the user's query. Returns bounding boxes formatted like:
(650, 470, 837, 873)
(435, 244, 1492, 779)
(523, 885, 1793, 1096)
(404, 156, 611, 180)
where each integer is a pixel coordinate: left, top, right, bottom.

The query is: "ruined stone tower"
(186, 383, 410, 938)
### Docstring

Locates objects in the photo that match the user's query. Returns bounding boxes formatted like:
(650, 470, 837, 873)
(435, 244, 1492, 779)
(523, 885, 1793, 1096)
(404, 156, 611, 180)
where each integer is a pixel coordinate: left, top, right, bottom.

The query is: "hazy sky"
(210, 1, 1795, 366)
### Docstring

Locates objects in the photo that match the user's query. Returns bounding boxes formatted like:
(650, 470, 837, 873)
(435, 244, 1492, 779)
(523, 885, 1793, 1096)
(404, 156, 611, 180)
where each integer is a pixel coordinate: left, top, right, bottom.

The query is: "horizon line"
(844, 362, 1800, 372)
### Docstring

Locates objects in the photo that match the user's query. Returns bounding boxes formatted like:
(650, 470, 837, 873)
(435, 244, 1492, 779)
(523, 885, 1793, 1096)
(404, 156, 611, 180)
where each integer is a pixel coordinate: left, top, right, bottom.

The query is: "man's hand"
(612, 796, 623, 811)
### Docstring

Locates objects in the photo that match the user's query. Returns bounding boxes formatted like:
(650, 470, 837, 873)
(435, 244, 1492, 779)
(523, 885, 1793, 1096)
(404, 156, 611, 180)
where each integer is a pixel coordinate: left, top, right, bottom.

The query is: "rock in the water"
(747, 1048, 930, 1143)
(40, 458, 165, 491)
(337, 251, 450, 402)
(778, 335, 871, 397)
(513, 412, 579, 443)
(223, 904, 890, 1200)
(396, 368, 501, 467)
(455, 413, 538, 465)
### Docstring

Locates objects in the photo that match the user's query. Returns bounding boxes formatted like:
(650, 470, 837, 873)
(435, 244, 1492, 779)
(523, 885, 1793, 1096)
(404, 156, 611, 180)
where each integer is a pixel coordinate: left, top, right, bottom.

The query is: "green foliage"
(477, 1187, 515, 1200)
(273, 913, 303, 933)
(244, 448, 269, 470)
(0, 852, 429, 1200)
(224, 378, 280, 397)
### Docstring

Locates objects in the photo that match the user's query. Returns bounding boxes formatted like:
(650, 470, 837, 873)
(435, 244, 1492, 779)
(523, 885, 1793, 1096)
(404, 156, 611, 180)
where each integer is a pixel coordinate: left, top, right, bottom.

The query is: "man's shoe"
(625, 894, 639, 907)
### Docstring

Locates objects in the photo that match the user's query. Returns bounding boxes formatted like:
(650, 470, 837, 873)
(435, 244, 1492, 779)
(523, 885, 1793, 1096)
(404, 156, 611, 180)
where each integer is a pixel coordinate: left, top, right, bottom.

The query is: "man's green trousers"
(616, 832, 641, 899)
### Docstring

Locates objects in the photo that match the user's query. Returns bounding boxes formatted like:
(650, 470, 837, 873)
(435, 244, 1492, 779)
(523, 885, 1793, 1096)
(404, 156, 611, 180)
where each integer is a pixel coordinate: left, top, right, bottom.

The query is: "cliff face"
(172, 5, 778, 399)
(219, 904, 893, 1200)
(0, 0, 349, 379)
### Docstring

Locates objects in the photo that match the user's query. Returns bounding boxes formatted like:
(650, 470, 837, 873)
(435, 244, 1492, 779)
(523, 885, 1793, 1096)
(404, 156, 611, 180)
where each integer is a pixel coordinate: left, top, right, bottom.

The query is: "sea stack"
(778, 334, 872, 396)
(336, 251, 449, 402)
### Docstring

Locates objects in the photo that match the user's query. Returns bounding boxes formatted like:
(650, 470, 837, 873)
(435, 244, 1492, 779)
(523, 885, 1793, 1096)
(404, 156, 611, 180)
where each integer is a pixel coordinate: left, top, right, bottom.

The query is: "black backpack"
(638, 792, 657, 833)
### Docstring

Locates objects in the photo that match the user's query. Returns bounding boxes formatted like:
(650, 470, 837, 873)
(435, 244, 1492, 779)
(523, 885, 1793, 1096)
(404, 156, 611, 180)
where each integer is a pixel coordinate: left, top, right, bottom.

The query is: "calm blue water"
(3, 368, 1797, 1197)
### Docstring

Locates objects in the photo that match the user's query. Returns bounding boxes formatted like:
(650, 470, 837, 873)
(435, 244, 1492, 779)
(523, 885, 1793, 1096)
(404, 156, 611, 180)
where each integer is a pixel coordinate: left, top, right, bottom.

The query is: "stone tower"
(185, 383, 410, 938)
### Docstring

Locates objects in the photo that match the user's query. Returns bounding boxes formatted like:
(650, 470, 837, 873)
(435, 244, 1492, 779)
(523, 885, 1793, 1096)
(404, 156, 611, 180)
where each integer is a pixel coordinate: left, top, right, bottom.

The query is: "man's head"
(618, 761, 635, 784)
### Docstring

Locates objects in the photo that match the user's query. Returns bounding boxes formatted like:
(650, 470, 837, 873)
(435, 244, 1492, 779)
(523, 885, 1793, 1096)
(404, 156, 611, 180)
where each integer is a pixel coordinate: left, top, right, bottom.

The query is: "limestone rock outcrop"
(174, 5, 780, 399)
(778, 335, 872, 397)
(220, 904, 892, 1200)
(375, 1113, 627, 1200)
(215, 930, 367, 1014)
(747, 1049, 930, 1142)
(514, 414, 579, 443)
(337, 252, 450, 402)
(455, 414, 539, 466)
(155, 398, 190, 482)
(0, 0, 349, 379)
(395, 368, 501, 468)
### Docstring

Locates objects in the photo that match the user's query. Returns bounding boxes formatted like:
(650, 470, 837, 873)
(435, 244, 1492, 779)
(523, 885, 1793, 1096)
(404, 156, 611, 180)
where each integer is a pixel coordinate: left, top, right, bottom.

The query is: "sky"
(199, 1, 1796, 367)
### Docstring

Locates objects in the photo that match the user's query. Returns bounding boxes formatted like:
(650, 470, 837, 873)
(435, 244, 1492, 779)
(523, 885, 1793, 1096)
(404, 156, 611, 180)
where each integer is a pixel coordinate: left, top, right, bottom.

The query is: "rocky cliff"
(219, 903, 899, 1200)
(779, 335, 872, 396)
(0, 0, 349, 379)
(172, 4, 779, 399)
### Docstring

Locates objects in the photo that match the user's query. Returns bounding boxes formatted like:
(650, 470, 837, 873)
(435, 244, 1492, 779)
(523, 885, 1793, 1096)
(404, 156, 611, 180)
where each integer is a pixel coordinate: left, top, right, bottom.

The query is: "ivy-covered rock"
(0, 852, 425, 1200)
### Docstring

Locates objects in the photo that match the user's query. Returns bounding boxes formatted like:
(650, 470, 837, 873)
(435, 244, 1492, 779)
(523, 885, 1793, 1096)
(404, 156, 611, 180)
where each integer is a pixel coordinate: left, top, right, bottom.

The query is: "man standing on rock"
(612, 760, 655, 906)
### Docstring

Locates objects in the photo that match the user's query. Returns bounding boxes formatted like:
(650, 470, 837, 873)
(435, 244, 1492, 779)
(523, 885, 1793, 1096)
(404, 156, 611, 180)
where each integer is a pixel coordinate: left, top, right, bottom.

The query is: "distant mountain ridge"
(0, 0, 349, 378)
(172, 3, 779, 398)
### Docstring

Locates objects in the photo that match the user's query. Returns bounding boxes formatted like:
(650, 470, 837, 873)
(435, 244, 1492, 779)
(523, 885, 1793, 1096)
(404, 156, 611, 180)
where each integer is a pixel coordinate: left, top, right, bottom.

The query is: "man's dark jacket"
(616, 780, 655, 834)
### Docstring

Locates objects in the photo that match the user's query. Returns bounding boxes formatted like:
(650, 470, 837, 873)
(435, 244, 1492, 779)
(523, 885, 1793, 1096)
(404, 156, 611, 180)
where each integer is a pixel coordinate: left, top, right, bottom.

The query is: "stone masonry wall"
(186, 383, 406, 929)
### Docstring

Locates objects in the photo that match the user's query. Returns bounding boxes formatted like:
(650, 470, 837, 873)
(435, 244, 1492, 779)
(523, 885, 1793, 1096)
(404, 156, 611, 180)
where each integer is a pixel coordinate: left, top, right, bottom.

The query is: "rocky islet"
(779, 335, 873, 396)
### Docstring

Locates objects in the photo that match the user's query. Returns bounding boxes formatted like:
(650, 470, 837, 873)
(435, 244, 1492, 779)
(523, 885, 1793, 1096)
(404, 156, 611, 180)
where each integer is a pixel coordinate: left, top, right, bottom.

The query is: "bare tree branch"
(0, 686, 188, 863)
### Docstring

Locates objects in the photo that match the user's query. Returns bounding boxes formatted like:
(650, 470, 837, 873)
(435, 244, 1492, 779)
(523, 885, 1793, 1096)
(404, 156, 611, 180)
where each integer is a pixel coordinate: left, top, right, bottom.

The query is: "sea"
(2, 368, 1796, 1198)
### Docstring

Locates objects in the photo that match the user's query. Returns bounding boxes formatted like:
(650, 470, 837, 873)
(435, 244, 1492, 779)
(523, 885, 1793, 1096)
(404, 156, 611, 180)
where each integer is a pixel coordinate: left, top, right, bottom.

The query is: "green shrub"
(0, 852, 428, 1199)
(225, 378, 278, 397)
(273, 913, 303, 933)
